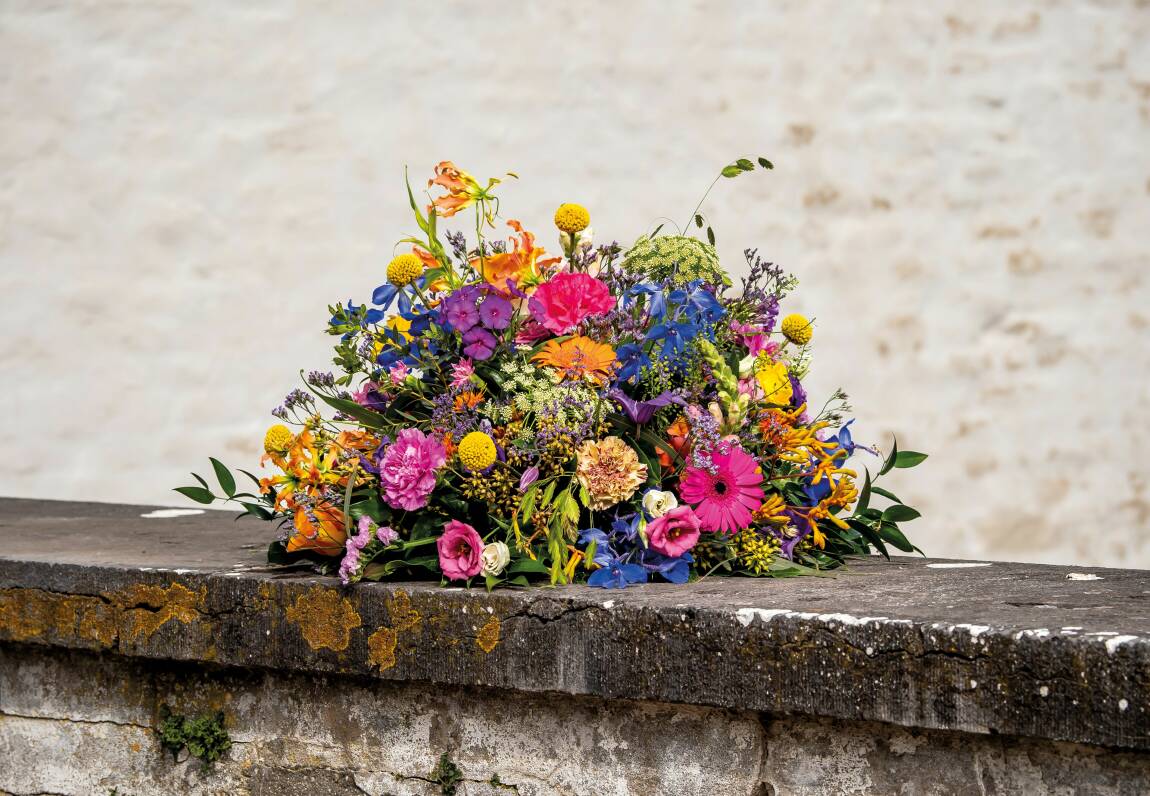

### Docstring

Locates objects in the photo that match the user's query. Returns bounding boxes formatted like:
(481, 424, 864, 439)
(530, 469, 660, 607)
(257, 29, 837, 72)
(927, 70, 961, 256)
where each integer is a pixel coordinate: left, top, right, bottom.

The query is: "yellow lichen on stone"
(112, 582, 206, 642)
(476, 616, 501, 654)
(365, 590, 423, 672)
(0, 588, 115, 646)
(367, 626, 398, 672)
(284, 586, 362, 651)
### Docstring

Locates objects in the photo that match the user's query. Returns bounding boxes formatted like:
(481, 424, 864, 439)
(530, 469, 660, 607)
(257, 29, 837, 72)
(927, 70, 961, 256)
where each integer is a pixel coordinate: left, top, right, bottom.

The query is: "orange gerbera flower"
(475, 220, 561, 293)
(453, 390, 484, 412)
(532, 336, 616, 384)
(287, 502, 347, 556)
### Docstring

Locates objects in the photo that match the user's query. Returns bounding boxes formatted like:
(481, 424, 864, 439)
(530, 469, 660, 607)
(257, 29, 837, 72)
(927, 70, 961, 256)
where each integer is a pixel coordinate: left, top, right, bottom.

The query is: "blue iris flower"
(638, 550, 693, 584)
(588, 556, 648, 589)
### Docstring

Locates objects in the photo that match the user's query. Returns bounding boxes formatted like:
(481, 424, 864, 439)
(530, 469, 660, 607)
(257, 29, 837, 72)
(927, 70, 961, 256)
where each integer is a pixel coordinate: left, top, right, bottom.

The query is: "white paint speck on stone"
(1104, 635, 1140, 654)
(1119, 699, 1129, 712)
(1039, 686, 1049, 697)
(970, 680, 978, 689)
(140, 508, 206, 518)
(926, 563, 992, 569)
(602, 600, 616, 609)
(1066, 573, 1103, 581)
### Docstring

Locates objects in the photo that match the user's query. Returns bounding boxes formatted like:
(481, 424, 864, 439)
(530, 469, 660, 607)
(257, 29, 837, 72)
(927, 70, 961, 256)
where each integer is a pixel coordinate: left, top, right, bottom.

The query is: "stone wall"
(3, 645, 1149, 796)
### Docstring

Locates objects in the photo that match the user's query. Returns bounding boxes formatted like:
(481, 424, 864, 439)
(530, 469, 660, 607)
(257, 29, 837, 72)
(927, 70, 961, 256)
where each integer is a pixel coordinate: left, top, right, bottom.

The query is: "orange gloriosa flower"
(532, 336, 617, 384)
(428, 161, 485, 218)
(657, 416, 692, 468)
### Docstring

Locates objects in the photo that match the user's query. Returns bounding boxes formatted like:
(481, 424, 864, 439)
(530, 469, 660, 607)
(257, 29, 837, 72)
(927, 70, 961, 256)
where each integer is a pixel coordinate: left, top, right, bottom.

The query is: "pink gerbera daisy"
(679, 446, 765, 534)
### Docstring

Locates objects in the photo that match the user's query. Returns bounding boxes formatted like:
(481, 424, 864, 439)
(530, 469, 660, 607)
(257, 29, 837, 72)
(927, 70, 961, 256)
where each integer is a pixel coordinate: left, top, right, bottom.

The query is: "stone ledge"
(1, 498, 1147, 750)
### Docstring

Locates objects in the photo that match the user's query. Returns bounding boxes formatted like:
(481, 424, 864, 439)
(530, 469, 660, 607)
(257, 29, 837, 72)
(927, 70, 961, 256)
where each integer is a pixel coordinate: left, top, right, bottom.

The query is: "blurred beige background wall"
(2, 1, 1148, 566)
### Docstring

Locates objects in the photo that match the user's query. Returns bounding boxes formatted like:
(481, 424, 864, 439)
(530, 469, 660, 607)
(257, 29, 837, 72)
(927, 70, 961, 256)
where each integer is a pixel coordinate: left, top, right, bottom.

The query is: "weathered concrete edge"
(1, 557, 1147, 751)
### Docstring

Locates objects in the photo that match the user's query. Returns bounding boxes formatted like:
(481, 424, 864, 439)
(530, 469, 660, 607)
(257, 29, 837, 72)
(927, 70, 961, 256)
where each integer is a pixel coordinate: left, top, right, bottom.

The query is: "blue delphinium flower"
(645, 317, 700, 358)
(614, 343, 650, 383)
(588, 556, 648, 589)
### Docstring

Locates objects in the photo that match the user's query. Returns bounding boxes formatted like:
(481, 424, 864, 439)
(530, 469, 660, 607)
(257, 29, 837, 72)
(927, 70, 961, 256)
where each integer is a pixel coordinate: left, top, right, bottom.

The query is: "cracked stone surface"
(1, 498, 1150, 794)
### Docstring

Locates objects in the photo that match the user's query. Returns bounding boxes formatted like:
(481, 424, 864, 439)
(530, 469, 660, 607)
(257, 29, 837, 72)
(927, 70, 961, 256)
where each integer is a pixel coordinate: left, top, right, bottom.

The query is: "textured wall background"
(2, 1, 1148, 566)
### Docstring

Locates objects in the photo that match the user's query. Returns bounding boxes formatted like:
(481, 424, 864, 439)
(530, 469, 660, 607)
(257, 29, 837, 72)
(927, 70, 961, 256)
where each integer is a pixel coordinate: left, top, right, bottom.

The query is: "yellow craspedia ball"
(554, 203, 590, 233)
(263, 424, 294, 456)
(387, 253, 423, 287)
(781, 313, 813, 345)
(458, 431, 498, 472)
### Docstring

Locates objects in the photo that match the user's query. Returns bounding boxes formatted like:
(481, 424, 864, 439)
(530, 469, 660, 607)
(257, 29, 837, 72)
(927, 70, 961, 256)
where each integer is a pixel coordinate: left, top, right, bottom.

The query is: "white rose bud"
(642, 489, 679, 519)
(480, 541, 511, 577)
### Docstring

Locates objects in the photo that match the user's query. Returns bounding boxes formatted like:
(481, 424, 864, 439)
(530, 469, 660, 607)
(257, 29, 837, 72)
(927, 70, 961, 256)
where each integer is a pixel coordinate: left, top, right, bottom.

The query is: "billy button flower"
(386, 253, 424, 288)
(780, 313, 813, 345)
(553, 203, 590, 233)
(262, 424, 295, 466)
(458, 431, 497, 472)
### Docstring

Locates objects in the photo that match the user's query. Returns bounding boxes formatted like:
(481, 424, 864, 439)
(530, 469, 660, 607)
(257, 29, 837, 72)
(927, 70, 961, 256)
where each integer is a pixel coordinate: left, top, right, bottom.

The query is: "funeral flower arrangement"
(178, 159, 926, 589)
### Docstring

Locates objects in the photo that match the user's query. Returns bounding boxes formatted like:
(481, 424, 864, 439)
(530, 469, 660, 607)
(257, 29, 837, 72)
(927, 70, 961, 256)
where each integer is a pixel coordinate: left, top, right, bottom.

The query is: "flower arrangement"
(178, 158, 927, 589)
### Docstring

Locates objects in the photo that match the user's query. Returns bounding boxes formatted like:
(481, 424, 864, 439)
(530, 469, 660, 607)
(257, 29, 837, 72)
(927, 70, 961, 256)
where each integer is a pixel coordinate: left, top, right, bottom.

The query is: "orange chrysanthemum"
(532, 336, 617, 384)
(475, 220, 560, 293)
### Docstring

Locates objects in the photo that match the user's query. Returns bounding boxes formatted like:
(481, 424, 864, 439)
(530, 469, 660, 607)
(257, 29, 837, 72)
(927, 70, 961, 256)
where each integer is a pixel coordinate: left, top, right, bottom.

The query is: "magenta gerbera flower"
(679, 446, 765, 534)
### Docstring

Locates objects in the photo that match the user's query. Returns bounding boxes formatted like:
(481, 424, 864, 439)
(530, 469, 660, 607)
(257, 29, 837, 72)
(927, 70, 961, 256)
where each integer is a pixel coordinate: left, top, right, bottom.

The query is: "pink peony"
(647, 505, 703, 557)
(679, 445, 765, 534)
(379, 428, 446, 511)
(436, 519, 484, 581)
(528, 272, 614, 335)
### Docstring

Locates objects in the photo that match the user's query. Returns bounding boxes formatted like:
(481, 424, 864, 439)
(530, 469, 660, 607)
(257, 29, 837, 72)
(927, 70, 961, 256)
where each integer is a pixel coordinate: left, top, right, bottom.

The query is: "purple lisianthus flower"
(609, 389, 683, 425)
(462, 327, 498, 360)
(479, 294, 513, 330)
(788, 374, 807, 411)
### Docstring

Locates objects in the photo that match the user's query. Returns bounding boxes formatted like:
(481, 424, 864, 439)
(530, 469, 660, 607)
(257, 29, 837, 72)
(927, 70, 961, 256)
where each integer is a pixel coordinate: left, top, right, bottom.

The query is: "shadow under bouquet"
(179, 158, 926, 589)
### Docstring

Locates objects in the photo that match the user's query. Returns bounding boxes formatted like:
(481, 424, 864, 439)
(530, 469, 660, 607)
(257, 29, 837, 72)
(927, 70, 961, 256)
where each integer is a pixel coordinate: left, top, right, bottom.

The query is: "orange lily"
(476, 220, 561, 293)
(287, 502, 347, 555)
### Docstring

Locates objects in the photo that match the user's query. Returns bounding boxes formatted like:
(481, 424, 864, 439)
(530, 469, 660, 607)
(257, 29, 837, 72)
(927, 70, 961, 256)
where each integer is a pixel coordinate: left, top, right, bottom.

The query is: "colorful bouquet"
(178, 158, 926, 589)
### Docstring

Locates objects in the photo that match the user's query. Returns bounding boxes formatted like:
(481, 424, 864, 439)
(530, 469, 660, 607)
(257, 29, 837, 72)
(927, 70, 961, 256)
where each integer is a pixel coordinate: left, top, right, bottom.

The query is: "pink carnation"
(647, 505, 703, 558)
(436, 519, 484, 581)
(379, 428, 446, 511)
(528, 272, 614, 335)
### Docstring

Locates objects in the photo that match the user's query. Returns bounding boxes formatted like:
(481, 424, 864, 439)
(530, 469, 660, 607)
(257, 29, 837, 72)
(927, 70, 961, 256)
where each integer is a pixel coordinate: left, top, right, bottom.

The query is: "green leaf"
(757, 157, 774, 169)
(706, 226, 716, 245)
(735, 158, 755, 171)
(239, 502, 274, 521)
(882, 504, 921, 523)
(174, 486, 215, 505)
(192, 472, 211, 490)
(870, 486, 902, 504)
(507, 557, 550, 575)
(520, 487, 538, 525)
(855, 469, 872, 514)
(694, 214, 704, 228)
(315, 392, 389, 430)
(894, 451, 928, 469)
(878, 522, 916, 552)
(650, 223, 665, 238)
(267, 541, 293, 565)
(237, 469, 263, 489)
(404, 166, 430, 235)
(847, 519, 889, 559)
(209, 458, 236, 497)
(721, 165, 742, 178)
(879, 436, 899, 476)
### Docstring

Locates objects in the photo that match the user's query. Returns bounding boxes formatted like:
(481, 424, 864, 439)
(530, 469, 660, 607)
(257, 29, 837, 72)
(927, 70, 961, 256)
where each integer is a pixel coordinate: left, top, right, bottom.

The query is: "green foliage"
(431, 752, 464, 795)
(157, 707, 231, 766)
(175, 459, 275, 520)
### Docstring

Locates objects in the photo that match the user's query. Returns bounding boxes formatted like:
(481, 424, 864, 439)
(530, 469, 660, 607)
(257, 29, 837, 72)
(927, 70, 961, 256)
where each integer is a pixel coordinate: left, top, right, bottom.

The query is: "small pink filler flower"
(379, 428, 446, 511)
(646, 505, 703, 558)
(679, 446, 765, 534)
(437, 519, 484, 581)
(528, 272, 614, 335)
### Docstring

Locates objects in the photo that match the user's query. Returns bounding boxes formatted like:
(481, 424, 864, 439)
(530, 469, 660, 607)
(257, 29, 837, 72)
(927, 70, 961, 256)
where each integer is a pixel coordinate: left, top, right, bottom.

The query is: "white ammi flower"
(642, 489, 679, 519)
(480, 541, 511, 577)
